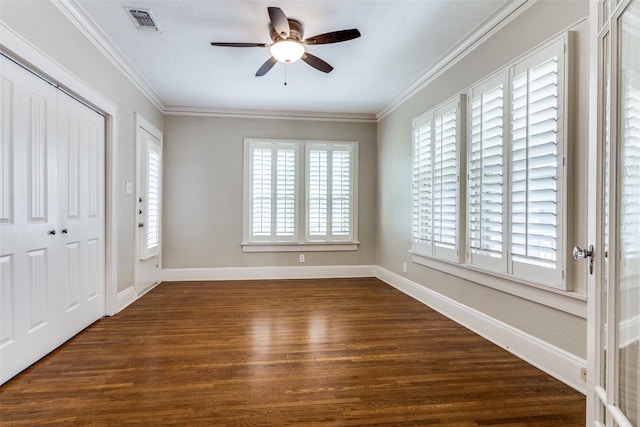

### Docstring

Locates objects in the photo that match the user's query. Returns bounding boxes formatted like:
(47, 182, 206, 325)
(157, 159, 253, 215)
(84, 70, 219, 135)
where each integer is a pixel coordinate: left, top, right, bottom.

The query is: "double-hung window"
(412, 96, 463, 263)
(508, 37, 566, 287)
(412, 35, 568, 290)
(466, 37, 567, 288)
(467, 72, 508, 273)
(244, 138, 358, 250)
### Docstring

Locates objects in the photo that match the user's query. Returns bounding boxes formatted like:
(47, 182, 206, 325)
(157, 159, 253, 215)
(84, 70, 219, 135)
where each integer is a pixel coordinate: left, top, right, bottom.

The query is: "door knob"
(573, 245, 594, 274)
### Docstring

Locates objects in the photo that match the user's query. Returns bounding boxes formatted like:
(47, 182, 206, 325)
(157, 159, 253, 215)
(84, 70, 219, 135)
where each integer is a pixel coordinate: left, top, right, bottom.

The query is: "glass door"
(588, 0, 640, 426)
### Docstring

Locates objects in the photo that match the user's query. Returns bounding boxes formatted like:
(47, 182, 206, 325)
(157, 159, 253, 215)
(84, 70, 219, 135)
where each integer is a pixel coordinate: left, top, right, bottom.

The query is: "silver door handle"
(573, 245, 594, 274)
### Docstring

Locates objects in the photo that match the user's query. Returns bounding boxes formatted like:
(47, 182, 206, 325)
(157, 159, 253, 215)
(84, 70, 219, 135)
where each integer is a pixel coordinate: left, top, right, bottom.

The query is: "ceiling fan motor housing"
(270, 18, 304, 42)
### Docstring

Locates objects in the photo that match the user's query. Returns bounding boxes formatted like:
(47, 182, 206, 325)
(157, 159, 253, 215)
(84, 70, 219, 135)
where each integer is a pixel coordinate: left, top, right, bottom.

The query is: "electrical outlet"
(299, 254, 305, 263)
(580, 367, 587, 382)
(403, 262, 407, 273)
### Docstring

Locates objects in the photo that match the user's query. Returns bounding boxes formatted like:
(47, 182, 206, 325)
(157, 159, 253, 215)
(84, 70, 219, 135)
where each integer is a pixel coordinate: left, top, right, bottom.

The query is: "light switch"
(125, 181, 133, 195)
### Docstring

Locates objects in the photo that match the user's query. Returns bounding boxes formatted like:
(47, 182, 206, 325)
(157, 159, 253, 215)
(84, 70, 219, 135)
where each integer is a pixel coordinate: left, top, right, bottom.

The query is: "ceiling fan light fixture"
(270, 40, 305, 63)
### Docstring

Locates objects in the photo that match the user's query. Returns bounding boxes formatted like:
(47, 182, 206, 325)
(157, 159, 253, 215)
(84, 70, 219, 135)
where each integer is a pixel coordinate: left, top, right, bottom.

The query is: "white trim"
(411, 252, 587, 318)
(162, 265, 376, 282)
(115, 285, 137, 313)
(164, 106, 376, 123)
(375, 266, 587, 394)
(242, 243, 359, 253)
(1, 21, 120, 317)
(51, 0, 165, 111)
(376, 0, 531, 120)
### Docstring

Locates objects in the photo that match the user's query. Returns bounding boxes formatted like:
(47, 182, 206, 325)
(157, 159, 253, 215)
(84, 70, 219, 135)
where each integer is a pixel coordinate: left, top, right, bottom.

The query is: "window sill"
(409, 250, 587, 318)
(242, 242, 360, 253)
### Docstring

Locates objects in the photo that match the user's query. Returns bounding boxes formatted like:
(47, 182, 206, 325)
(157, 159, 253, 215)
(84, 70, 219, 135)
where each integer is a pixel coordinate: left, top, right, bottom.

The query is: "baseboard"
(162, 265, 377, 282)
(115, 285, 137, 314)
(375, 266, 587, 394)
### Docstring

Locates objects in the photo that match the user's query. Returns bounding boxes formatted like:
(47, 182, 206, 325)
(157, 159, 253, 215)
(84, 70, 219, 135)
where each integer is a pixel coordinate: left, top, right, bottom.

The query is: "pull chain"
(284, 63, 288, 86)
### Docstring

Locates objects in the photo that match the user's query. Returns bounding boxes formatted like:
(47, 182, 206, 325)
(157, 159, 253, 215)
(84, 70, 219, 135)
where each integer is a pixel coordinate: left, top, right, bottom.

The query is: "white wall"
(162, 114, 377, 269)
(376, 0, 590, 358)
(0, 0, 163, 293)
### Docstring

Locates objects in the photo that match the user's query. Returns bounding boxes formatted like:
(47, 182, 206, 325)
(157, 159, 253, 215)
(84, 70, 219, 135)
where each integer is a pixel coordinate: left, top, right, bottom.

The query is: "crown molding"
(164, 105, 377, 123)
(52, 0, 166, 112)
(376, 0, 533, 121)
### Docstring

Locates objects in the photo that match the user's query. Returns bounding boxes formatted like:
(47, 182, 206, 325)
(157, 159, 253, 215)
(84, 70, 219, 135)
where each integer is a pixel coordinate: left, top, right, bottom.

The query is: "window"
(140, 134, 161, 260)
(244, 138, 358, 251)
(412, 35, 568, 290)
(412, 96, 463, 263)
(508, 38, 566, 287)
(467, 72, 508, 273)
(306, 143, 356, 242)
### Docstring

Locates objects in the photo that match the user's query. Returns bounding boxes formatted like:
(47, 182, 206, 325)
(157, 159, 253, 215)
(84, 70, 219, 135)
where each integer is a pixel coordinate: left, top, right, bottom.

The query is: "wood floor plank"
(0, 278, 585, 426)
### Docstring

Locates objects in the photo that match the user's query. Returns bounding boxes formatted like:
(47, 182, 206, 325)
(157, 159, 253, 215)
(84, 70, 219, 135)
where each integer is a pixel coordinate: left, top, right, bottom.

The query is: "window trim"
(411, 95, 465, 264)
(242, 138, 359, 252)
(411, 33, 570, 291)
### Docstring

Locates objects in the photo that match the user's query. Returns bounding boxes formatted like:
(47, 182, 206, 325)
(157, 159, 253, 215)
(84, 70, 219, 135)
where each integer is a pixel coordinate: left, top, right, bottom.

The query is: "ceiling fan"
(210, 6, 361, 77)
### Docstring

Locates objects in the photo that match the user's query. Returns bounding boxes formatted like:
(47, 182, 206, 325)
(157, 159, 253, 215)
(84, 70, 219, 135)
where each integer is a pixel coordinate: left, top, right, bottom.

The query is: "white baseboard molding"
(375, 266, 587, 394)
(162, 265, 377, 282)
(115, 285, 137, 314)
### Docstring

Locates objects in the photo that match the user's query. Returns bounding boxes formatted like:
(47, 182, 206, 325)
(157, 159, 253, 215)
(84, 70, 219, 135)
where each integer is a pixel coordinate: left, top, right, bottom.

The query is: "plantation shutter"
(412, 115, 433, 254)
(307, 143, 354, 242)
(468, 74, 507, 272)
(248, 141, 298, 242)
(620, 84, 640, 271)
(412, 96, 461, 261)
(433, 104, 459, 258)
(141, 138, 161, 259)
(509, 38, 565, 287)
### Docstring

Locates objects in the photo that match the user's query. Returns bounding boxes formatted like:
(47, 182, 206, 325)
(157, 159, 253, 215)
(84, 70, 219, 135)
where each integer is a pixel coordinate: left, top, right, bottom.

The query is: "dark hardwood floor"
(0, 278, 585, 426)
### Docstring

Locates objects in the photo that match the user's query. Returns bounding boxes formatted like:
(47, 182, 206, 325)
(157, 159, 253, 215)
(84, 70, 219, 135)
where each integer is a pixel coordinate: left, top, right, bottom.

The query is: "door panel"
(0, 57, 59, 384)
(57, 91, 105, 341)
(588, 0, 640, 426)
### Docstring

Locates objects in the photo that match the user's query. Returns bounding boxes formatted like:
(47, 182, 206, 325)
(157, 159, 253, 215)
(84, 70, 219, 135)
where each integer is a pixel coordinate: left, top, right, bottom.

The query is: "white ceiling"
(74, 0, 515, 117)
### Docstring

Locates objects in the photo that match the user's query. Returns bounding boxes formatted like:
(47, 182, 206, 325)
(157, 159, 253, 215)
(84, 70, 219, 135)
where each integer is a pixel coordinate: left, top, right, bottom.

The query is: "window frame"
(411, 34, 570, 291)
(411, 95, 465, 264)
(242, 138, 359, 252)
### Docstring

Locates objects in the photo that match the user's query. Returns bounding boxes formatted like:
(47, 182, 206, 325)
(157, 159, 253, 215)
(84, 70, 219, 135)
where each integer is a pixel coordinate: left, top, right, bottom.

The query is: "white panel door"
(135, 121, 161, 294)
(57, 92, 105, 341)
(0, 57, 60, 383)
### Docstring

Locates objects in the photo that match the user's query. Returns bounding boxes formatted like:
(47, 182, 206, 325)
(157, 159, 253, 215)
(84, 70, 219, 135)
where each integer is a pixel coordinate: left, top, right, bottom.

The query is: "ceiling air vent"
(126, 8, 161, 31)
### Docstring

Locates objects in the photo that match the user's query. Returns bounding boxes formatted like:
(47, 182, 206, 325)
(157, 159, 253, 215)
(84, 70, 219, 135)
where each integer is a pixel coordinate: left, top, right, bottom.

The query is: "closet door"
(57, 92, 105, 341)
(0, 57, 60, 383)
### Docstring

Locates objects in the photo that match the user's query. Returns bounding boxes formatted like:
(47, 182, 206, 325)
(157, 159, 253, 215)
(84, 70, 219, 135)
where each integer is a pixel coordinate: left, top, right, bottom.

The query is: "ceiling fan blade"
(256, 56, 278, 77)
(301, 53, 333, 73)
(304, 29, 361, 45)
(268, 7, 290, 38)
(211, 42, 269, 48)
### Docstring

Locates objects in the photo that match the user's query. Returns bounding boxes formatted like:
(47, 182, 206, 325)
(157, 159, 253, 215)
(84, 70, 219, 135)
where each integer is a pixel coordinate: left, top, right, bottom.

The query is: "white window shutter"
(433, 107, 458, 253)
(412, 97, 461, 262)
(412, 115, 433, 254)
(509, 38, 566, 287)
(331, 148, 351, 236)
(276, 148, 296, 237)
(141, 138, 161, 259)
(308, 148, 328, 237)
(247, 141, 298, 242)
(307, 143, 355, 242)
(468, 74, 507, 272)
(251, 147, 272, 237)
